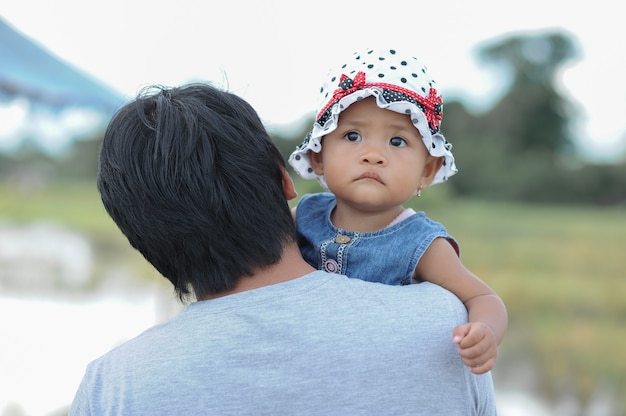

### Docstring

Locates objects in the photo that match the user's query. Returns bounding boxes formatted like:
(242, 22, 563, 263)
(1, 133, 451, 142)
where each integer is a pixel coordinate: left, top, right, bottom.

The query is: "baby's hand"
(452, 322, 498, 374)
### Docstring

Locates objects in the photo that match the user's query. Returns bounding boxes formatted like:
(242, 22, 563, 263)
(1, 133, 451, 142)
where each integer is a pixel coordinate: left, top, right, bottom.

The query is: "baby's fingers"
(468, 357, 496, 375)
(452, 323, 471, 345)
(458, 338, 497, 374)
(458, 337, 489, 361)
(455, 324, 486, 349)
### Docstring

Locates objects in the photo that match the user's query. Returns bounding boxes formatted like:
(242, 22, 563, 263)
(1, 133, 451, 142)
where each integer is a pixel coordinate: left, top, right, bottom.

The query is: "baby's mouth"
(356, 171, 383, 184)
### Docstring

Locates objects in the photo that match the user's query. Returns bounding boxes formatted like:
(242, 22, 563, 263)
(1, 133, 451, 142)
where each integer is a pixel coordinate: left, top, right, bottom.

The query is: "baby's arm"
(414, 237, 508, 374)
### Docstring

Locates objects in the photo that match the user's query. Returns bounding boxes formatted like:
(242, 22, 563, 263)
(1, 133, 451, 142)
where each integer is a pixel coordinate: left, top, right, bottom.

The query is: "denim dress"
(296, 193, 459, 286)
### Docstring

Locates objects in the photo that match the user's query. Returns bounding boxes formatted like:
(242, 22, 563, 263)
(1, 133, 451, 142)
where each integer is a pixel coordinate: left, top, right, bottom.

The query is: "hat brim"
(288, 88, 457, 189)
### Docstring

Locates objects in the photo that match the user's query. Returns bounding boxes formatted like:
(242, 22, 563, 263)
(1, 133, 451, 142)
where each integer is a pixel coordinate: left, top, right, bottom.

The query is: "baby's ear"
(420, 156, 444, 187)
(281, 167, 297, 201)
(308, 150, 324, 175)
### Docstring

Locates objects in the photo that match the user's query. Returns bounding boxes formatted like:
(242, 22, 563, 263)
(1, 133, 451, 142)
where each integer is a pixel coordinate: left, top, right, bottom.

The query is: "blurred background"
(1, 1, 624, 415)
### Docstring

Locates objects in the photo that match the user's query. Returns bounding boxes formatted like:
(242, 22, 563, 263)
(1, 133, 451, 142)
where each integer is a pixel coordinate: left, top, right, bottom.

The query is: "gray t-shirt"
(70, 271, 496, 415)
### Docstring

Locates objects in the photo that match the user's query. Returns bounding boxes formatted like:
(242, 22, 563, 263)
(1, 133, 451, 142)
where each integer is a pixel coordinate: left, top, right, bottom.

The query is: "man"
(70, 83, 497, 415)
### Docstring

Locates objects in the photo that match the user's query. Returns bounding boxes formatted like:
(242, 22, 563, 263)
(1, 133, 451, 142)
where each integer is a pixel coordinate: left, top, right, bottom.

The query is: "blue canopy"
(0, 18, 125, 113)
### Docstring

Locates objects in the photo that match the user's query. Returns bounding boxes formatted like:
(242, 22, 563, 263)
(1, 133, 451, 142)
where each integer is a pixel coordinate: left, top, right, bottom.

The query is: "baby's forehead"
(336, 98, 424, 135)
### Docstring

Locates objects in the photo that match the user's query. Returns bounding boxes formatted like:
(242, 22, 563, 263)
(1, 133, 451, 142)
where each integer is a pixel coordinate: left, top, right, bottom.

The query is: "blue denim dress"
(296, 193, 459, 286)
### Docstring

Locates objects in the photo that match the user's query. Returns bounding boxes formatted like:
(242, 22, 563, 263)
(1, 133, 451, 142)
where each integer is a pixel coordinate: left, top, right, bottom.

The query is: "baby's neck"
(330, 206, 414, 232)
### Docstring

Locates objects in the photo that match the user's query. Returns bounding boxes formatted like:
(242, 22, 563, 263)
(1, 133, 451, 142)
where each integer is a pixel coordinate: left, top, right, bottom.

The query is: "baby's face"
(309, 97, 437, 210)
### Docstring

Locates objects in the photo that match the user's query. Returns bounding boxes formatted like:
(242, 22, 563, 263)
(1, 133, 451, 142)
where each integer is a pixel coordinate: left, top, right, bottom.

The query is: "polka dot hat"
(288, 48, 458, 188)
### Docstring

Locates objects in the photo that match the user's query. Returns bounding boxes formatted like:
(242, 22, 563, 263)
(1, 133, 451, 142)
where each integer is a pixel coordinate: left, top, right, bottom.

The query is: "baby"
(289, 48, 507, 374)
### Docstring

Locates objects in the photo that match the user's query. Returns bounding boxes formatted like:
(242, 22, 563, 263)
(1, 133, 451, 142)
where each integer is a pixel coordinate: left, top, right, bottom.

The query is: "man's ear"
(419, 156, 444, 188)
(281, 167, 298, 201)
(309, 150, 324, 175)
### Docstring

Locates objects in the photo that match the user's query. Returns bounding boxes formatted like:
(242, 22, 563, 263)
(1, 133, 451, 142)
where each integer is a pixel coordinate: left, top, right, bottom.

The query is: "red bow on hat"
(423, 88, 443, 132)
(318, 71, 444, 132)
(334, 72, 367, 98)
(316, 72, 367, 119)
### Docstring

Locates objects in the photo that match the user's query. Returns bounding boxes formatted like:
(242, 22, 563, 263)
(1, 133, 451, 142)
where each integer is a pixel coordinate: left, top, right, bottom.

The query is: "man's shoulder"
(382, 281, 463, 306)
(320, 275, 466, 315)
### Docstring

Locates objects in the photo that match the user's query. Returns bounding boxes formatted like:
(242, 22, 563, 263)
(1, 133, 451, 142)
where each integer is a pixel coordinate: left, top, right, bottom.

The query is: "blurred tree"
(59, 134, 102, 180)
(479, 32, 577, 153)
(0, 139, 58, 192)
(444, 30, 626, 205)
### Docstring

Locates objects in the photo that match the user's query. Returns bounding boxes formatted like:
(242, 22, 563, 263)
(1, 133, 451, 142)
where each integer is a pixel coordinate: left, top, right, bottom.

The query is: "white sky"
(1, 0, 625, 159)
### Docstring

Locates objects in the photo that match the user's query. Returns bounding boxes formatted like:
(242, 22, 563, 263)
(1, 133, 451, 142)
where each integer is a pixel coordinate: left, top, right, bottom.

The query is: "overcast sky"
(1, 0, 625, 159)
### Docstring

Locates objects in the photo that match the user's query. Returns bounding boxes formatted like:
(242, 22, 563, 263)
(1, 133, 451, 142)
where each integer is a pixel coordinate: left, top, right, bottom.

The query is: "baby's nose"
(360, 147, 386, 165)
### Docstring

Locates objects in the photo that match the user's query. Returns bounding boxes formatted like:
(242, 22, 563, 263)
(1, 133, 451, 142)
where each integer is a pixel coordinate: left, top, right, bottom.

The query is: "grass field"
(1, 179, 624, 410)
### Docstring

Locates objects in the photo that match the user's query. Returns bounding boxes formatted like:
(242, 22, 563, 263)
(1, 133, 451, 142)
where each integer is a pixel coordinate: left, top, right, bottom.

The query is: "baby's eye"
(390, 136, 408, 147)
(344, 131, 362, 142)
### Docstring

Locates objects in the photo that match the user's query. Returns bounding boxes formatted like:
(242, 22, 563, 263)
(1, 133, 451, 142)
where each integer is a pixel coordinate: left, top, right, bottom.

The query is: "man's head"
(97, 83, 296, 301)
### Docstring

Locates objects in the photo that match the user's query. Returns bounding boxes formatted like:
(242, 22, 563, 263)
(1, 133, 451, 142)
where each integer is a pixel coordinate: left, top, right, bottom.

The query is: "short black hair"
(97, 83, 296, 301)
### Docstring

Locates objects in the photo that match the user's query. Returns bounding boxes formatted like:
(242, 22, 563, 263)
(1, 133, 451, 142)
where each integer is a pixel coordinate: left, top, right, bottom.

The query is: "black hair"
(97, 83, 296, 301)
